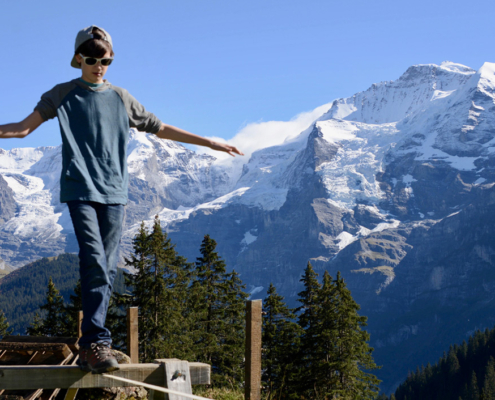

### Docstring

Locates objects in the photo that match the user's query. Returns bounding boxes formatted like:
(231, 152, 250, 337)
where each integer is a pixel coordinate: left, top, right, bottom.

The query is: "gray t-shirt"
(35, 79, 162, 205)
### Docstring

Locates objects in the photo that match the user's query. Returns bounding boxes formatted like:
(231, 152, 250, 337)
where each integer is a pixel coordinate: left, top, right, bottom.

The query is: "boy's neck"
(79, 78, 105, 87)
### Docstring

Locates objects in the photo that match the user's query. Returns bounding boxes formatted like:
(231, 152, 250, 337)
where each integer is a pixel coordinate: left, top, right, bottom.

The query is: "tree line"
(0, 215, 381, 399)
(386, 326, 495, 400)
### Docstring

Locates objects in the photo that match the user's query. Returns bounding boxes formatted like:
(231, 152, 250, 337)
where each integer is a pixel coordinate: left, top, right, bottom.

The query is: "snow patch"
(242, 230, 258, 246)
(335, 231, 357, 250)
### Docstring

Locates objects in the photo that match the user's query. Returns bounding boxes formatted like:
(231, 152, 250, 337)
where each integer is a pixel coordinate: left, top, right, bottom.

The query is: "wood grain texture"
(245, 300, 262, 400)
(0, 363, 211, 390)
(127, 307, 139, 364)
(1, 336, 79, 353)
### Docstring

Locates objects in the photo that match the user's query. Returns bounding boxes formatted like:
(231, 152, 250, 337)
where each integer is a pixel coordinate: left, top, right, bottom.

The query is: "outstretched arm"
(155, 123, 243, 157)
(0, 111, 44, 139)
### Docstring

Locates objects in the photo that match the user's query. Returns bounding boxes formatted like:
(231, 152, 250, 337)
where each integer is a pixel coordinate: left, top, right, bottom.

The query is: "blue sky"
(1, 0, 493, 151)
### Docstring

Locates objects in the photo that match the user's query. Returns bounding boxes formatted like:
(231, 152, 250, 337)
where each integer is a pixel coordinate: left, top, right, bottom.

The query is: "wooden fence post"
(245, 300, 262, 400)
(77, 311, 83, 338)
(127, 307, 139, 364)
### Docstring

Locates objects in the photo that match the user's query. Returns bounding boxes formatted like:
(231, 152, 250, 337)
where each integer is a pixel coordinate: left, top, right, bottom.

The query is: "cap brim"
(71, 55, 81, 69)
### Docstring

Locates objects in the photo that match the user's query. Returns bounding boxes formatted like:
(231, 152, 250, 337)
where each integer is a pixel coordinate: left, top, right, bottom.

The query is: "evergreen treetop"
(26, 277, 66, 337)
(0, 309, 13, 339)
(262, 283, 303, 399)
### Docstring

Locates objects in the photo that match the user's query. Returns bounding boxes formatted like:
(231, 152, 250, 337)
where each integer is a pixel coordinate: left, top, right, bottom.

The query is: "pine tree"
(27, 277, 66, 336)
(0, 310, 13, 339)
(445, 347, 461, 398)
(118, 217, 193, 362)
(262, 283, 303, 400)
(467, 371, 480, 400)
(190, 234, 247, 386)
(482, 357, 495, 400)
(317, 271, 380, 399)
(59, 279, 83, 337)
(295, 261, 322, 397)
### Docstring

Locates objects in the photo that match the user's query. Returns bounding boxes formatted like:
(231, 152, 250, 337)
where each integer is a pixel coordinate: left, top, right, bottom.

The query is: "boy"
(0, 25, 242, 374)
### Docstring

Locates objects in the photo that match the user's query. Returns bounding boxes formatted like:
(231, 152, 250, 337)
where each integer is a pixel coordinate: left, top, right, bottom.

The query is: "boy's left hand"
(209, 141, 244, 157)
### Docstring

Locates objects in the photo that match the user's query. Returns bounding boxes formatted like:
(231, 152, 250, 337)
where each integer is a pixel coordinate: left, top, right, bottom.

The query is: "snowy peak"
(321, 62, 475, 125)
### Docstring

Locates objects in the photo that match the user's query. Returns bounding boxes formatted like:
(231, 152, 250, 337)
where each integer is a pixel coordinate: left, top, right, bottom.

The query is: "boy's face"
(75, 50, 112, 84)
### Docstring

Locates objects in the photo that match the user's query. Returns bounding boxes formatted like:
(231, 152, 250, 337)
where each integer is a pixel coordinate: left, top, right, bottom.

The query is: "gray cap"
(70, 25, 113, 69)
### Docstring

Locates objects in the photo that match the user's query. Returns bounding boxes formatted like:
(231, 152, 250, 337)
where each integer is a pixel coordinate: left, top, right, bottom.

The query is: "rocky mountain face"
(1, 61, 495, 392)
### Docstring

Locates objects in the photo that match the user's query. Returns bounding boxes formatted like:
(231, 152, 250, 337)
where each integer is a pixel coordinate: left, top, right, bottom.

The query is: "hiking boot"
(85, 342, 120, 374)
(77, 347, 91, 372)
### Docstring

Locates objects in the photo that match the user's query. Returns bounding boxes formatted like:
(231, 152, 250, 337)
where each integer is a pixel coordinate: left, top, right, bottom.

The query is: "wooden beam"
(0, 363, 211, 390)
(127, 307, 139, 364)
(1, 336, 79, 353)
(0, 343, 71, 359)
(245, 300, 262, 400)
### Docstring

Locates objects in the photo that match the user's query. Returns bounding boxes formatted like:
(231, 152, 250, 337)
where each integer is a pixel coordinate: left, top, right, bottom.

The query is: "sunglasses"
(79, 53, 114, 66)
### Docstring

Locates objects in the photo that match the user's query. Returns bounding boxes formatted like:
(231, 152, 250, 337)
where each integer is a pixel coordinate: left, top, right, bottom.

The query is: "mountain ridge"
(1, 61, 495, 392)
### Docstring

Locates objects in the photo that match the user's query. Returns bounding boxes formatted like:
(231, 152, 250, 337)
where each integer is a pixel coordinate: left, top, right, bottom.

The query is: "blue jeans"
(67, 201, 125, 347)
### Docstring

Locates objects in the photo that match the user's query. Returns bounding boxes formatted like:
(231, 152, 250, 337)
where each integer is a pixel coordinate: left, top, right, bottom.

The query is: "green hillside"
(390, 326, 495, 399)
(0, 254, 126, 334)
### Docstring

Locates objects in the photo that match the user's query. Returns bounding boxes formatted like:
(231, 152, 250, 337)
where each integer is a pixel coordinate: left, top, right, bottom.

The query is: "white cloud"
(194, 102, 332, 162)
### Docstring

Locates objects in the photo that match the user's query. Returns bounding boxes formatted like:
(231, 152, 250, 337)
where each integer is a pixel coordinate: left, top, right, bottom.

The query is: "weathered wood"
(0, 340, 75, 400)
(0, 343, 71, 358)
(0, 363, 211, 390)
(63, 351, 81, 400)
(78, 311, 83, 339)
(23, 388, 43, 400)
(127, 307, 139, 364)
(0, 343, 72, 366)
(149, 360, 192, 400)
(1, 336, 79, 353)
(154, 360, 210, 387)
(63, 388, 78, 400)
(245, 300, 262, 400)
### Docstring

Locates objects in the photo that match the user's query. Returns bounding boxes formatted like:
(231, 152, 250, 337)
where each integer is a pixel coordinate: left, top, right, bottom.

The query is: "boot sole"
(91, 364, 120, 374)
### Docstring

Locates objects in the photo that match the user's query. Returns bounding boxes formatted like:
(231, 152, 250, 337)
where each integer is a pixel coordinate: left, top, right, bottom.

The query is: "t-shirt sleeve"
(111, 86, 162, 134)
(34, 89, 58, 121)
(34, 82, 77, 121)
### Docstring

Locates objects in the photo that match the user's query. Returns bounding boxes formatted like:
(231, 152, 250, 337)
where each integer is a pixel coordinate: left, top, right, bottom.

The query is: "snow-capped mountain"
(2, 61, 495, 392)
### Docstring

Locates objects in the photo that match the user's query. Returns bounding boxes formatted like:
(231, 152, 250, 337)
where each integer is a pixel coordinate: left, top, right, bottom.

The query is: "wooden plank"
(127, 307, 139, 364)
(63, 388, 78, 400)
(63, 352, 81, 400)
(1, 337, 79, 353)
(23, 388, 43, 400)
(26, 351, 38, 365)
(245, 300, 262, 400)
(0, 343, 71, 360)
(0, 363, 211, 390)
